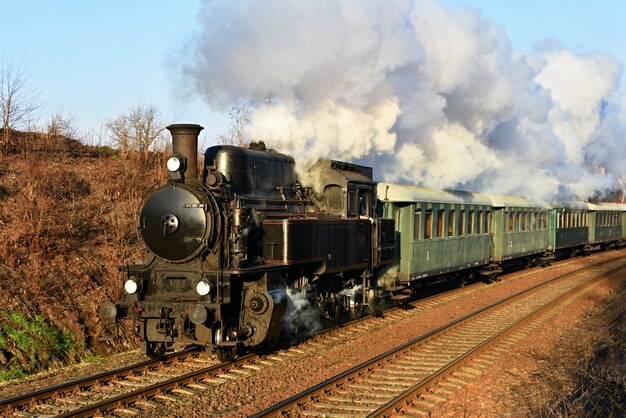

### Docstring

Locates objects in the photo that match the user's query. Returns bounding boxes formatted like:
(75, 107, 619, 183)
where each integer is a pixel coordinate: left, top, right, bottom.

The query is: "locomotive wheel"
(146, 341, 167, 359)
(216, 345, 237, 362)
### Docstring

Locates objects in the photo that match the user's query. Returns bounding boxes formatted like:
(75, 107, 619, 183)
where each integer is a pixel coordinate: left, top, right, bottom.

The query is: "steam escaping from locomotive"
(180, 0, 625, 202)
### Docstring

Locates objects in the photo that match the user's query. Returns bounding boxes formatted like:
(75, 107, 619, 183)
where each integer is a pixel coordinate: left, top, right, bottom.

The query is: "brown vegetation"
(509, 280, 626, 417)
(0, 131, 169, 378)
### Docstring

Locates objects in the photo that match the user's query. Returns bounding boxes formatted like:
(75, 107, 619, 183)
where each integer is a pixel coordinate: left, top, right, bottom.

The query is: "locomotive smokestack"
(166, 124, 204, 180)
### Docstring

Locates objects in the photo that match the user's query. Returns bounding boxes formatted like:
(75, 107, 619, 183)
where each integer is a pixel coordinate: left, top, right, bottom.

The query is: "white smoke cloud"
(180, 0, 625, 202)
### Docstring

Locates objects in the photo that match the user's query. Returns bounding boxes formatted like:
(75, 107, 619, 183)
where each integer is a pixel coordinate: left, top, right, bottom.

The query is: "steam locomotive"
(100, 124, 395, 360)
(100, 124, 625, 361)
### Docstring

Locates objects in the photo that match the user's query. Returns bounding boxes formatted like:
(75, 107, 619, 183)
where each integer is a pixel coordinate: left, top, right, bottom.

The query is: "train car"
(621, 204, 626, 246)
(547, 202, 589, 257)
(587, 202, 623, 248)
(484, 194, 550, 271)
(377, 183, 492, 291)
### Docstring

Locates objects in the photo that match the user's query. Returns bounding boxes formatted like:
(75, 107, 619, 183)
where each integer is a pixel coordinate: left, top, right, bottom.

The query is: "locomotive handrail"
(235, 195, 313, 204)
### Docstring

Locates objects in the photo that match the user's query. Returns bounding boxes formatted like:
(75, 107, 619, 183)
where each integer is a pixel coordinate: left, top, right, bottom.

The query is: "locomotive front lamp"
(189, 304, 208, 324)
(124, 278, 139, 294)
(166, 156, 182, 172)
(99, 301, 118, 321)
(196, 279, 212, 296)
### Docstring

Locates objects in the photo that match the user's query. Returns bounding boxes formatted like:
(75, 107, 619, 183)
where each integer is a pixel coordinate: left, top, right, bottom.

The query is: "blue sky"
(1, 0, 624, 147)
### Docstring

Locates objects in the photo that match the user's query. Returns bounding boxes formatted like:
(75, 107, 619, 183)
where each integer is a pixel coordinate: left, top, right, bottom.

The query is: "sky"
(1, 1, 625, 200)
(1, 1, 623, 144)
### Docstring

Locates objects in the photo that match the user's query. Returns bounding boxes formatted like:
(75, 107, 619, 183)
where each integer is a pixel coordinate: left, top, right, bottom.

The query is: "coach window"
(448, 210, 455, 237)
(414, 209, 421, 240)
(508, 211, 514, 232)
(424, 210, 433, 239)
(477, 211, 483, 234)
(469, 210, 475, 235)
(437, 209, 445, 238)
(485, 211, 491, 233)
(459, 210, 465, 236)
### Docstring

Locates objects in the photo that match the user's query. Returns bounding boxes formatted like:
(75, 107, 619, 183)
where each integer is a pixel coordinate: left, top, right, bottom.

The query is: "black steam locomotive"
(101, 124, 395, 360)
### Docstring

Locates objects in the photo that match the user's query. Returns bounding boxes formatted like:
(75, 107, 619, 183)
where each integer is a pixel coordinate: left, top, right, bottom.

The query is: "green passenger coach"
(587, 202, 624, 247)
(622, 204, 626, 244)
(485, 194, 550, 266)
(377, 183, 492, 284)
(547, 202, 589, 256)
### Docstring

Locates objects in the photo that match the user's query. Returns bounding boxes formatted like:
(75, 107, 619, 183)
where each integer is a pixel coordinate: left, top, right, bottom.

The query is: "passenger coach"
(587, 202, 624, 249)
(485, 194, 550, 270)
(377, 183, 492, 286)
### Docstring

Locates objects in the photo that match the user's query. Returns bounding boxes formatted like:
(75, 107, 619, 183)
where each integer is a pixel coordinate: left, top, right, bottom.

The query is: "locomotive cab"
(310, 159, 376, 218)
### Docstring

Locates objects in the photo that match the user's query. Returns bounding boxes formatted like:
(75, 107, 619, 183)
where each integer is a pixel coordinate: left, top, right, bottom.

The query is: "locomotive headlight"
(166, 156, 182, 172)
(124, 278, 139, 294)
(196, 279, 211, 296)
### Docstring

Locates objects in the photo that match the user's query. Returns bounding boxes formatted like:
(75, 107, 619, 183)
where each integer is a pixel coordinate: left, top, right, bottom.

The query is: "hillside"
(0, 131, 168, 379)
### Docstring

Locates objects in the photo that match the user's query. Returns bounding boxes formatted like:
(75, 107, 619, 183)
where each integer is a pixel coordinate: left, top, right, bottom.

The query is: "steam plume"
(180, 0, 625, 201)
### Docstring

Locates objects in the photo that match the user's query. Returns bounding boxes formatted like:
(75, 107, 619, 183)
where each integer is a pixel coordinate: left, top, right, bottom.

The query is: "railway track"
(253, 257, 626, 417)
(0, 347, 221, 417)
(1, 254, 621, 417)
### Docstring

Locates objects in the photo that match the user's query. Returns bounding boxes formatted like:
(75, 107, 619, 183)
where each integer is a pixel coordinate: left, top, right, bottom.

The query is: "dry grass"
(0, 136, 169, 378)
(509, 281, 626, 417)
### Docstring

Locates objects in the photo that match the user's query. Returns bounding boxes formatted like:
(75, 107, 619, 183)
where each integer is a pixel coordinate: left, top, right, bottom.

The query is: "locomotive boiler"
(100, 124, 395, 360)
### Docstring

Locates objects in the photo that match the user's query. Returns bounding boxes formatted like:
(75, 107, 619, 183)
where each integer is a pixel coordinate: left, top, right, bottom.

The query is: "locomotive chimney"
(166, 124, 204, 180)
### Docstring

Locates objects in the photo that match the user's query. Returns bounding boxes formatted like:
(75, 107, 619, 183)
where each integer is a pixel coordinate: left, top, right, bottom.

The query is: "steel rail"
(252, 256, 626, 417)
(0, 346, 201, 410)
(371, 264, 624, 417)
(56, 353, 258, 418)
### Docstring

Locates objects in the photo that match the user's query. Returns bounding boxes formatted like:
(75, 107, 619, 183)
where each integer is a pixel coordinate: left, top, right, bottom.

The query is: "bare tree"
(47, 109, 77, 140)
(105, 104, 166, 163)
(216, 103, 251, 146)
(0, 56, 41, 153)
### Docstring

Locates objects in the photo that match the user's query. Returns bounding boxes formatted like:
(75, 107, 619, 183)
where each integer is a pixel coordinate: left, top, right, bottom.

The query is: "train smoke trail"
(179, 0, 625, 202)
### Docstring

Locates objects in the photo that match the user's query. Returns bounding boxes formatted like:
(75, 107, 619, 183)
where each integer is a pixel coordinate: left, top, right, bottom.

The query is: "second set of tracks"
(254, 255, 626, 417)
